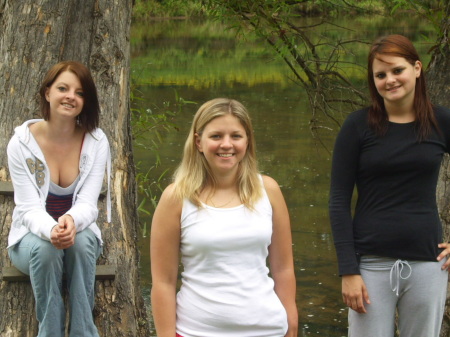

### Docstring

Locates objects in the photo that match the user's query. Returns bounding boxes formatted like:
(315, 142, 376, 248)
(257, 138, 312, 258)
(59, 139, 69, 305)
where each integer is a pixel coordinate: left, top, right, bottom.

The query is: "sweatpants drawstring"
(390, 259, 412, 296)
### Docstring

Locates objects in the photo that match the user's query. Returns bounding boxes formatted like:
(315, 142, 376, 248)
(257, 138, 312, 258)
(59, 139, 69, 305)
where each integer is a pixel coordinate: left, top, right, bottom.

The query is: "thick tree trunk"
(0, 1, 151, 336)
(429, 10, 450, 337)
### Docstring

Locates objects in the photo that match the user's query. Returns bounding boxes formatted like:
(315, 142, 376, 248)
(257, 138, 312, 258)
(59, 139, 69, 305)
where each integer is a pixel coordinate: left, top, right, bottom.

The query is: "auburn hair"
(39, 61, 100, 132)
(367, 34, 435, 140)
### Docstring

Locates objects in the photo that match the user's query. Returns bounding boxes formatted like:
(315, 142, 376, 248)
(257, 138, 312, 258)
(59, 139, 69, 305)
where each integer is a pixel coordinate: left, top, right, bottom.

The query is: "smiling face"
(45, 70, 84, 121)
(372, 54, 421, 108)
(195, 114, 248, 176)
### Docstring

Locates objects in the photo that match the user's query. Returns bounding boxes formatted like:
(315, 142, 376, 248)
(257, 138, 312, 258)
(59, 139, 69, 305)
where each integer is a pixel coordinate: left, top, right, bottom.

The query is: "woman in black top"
(329, 34, 450, 336)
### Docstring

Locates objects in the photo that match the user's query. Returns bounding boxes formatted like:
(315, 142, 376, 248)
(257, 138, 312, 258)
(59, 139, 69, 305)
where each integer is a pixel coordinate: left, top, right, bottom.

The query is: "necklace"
(208, 194, 236, 208)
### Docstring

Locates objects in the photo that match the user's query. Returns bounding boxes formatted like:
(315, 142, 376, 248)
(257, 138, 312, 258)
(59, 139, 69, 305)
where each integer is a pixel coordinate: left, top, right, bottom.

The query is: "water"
(131, 15, 434, 336)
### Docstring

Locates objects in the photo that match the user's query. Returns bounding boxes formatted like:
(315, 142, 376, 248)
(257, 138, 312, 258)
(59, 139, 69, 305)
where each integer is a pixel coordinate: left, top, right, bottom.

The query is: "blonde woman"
(150, 98, 298, 337)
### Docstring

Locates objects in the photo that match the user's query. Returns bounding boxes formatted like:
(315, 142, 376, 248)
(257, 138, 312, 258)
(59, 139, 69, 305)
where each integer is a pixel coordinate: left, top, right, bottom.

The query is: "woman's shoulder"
(88, 127, 108, 141)
(434, 105, 450, 112)
(335, 107, 371, 141)
(162, 182, 176, 195)
(160, 183, 183, 206)
(260, 175, 288, 215)
(9, 119, 42, 140)
(7, 119, 42, 152)
(6, 134, 21, 160)
(432, 106, 450, 146)
(7, 131, 20, 148)
(433, 105, 450, 121)
(344, 107, 370, 125)
(84, 128, 110, 154)
(155, 183, 184, 219)
(261, 175, 283, 200)
(261, 175, 279, 191)
(433, 105, 450, 131)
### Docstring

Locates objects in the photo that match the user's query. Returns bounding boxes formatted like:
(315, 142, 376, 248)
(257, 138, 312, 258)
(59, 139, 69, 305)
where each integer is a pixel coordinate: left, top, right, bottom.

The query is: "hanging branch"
(204, 0, 369, 146)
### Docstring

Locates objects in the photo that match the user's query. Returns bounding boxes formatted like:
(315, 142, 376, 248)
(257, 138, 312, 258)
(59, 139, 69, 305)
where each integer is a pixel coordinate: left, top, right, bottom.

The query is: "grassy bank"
(132, 0, 389, 20)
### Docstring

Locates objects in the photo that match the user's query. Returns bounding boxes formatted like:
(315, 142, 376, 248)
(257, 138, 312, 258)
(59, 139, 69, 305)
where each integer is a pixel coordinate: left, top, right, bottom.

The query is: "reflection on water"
(132, 16, 434, 336)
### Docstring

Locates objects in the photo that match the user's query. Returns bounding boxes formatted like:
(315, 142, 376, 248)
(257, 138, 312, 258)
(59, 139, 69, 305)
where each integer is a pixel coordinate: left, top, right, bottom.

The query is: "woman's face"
(372, 54, 421, 108)
(45, 70, 84, 121)
(195, 114, 248, 177)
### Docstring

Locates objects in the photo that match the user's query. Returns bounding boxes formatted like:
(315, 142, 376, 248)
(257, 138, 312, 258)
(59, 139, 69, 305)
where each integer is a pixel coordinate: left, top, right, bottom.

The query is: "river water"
(131, 15, 434, 336)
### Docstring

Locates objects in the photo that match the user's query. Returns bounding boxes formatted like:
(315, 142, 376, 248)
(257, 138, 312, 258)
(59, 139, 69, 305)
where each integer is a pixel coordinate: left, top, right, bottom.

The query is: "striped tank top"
(46, 176, 80, 221)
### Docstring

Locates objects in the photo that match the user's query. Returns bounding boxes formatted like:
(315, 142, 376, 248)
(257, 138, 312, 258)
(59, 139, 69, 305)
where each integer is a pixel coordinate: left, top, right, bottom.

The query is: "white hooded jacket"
(6, 119, 111, 248)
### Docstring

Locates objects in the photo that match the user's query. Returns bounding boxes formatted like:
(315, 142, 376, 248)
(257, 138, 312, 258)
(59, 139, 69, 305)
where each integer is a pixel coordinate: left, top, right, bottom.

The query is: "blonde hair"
(172, 98, 262, 208)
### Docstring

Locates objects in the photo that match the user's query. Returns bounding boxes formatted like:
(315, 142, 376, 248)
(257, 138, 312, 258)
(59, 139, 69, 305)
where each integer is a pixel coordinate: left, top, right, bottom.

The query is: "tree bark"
(428, 9, 450, 337)
(0, 1, 151, 336)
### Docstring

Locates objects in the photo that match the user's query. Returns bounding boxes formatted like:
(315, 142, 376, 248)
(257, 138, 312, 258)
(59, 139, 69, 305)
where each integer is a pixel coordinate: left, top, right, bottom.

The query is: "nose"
(65, 90, 76, 100)
(220, 135, 232, 148)
(386, 72, 396, 84)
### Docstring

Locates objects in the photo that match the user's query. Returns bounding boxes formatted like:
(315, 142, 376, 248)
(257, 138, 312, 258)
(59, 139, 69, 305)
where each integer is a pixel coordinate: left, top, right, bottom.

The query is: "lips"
(387, 85, 401, 91)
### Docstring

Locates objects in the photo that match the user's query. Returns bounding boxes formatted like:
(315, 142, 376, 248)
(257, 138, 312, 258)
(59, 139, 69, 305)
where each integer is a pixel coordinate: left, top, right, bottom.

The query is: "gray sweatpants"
(348, 255, 448, 337)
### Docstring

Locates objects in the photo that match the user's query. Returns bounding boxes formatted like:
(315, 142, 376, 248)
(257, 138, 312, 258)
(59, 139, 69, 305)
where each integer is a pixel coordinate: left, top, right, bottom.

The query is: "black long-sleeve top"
(329, 106, 450, 276)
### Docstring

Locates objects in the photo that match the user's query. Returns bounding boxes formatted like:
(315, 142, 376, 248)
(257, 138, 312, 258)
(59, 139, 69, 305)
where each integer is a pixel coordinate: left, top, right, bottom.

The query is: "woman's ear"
(195, 133, 202, 152)
(414, 60, 422, 78)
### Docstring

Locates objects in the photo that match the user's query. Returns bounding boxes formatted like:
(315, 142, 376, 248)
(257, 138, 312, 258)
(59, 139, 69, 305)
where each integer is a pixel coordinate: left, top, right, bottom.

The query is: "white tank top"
(176, 186, 288, 337)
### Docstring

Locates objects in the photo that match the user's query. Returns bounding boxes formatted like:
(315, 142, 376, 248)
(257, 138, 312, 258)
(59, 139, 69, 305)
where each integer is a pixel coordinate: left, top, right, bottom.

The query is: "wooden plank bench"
(0, 181, 115, 282)
(0, 181, 14, 196)
(0, 181, 107, 197)
(2, 265, 116, 282)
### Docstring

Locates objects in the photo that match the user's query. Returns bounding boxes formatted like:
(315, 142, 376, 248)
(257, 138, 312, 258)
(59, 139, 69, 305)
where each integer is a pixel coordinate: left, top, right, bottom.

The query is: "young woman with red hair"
(7, 61, 110, 336)
(329, 34, 450, 336)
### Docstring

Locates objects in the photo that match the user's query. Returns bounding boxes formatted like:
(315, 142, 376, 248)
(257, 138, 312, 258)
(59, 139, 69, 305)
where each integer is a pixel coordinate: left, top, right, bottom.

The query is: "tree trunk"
(428, 10, 450, 337)
(0, 1, 151, 336)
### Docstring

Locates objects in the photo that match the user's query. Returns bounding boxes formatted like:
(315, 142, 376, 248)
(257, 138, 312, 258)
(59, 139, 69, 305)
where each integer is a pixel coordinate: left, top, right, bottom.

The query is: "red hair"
(367, 34, 435, 140)
(39, 61, 100, 133)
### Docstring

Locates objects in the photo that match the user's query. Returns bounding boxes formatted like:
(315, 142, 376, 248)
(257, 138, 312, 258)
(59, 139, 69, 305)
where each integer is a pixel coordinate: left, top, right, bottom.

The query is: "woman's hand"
(437, 242, 450, 270)
(51, 214, 76, 249)
(342, 274, 370, 313)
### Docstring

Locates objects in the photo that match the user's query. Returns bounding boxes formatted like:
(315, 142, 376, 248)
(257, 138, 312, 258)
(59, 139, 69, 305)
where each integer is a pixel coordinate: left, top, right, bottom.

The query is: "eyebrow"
(374, 66, 405, 75)
(55, 82, 83, 90)
(206, 129, 245, 134)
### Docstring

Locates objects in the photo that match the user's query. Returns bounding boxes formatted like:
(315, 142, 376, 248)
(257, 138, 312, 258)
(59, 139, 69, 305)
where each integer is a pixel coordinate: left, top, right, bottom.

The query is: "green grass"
(133, 0, 206, 20)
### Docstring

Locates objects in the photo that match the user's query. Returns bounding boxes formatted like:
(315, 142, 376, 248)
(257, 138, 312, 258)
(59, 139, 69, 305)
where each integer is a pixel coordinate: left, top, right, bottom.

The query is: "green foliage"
(132, 0, 206, 20)
(291, 0, 385, 16)
(131, 71, 196, 236)
(132, 0, 392, 20)
(130, 18, 305, 90)
(387, 0, 448, 43)
(202, 0, 370, 144)
(196, 0, 443, 144)
(134, 0, 389, 20)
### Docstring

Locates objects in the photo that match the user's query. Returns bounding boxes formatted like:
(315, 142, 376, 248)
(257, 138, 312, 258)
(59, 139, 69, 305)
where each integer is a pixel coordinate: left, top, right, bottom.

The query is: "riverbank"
(132, 0, 388, 21)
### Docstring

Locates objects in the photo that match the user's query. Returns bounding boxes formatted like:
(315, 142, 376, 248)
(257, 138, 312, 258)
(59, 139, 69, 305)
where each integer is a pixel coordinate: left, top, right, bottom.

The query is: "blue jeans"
(8, 229, 102, 337)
